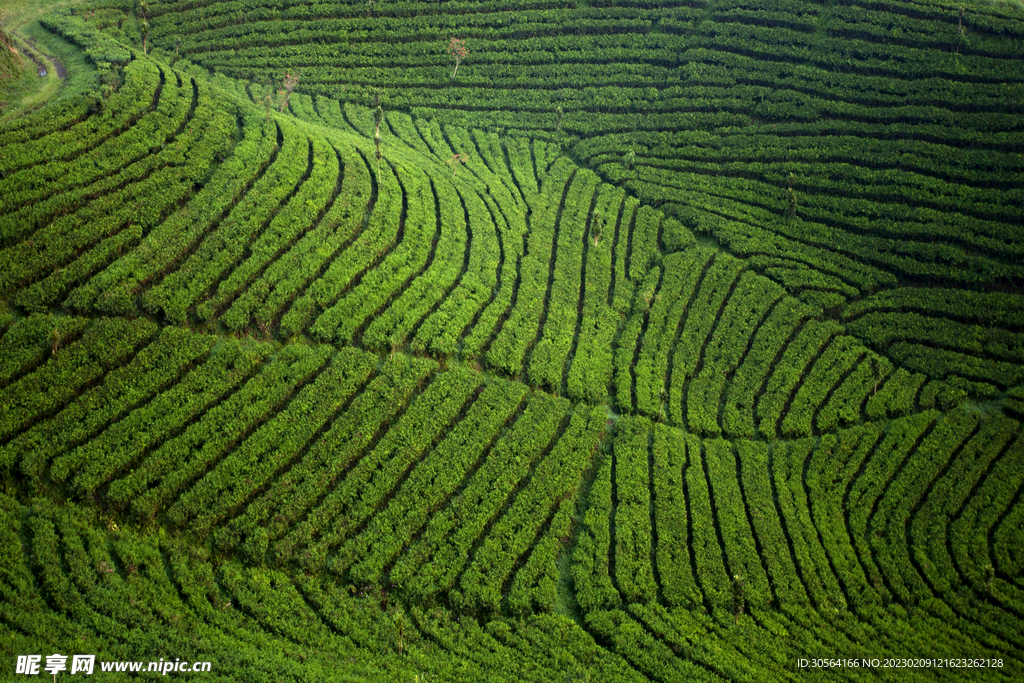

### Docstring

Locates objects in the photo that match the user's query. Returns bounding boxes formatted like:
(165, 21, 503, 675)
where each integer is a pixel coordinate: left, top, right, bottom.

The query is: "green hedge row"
(392, 391, 568, 600)
(985, 440, 1024, 585)
(223, 353, 435, 561)
(613, 265, 659, 414)
(0, 314, 90, 386)
(772, 438, 847, 611)
(612, 416, 657, 604)
(168, 348, 377, 534)
(279, 145, 401, 337)
(0, 59, 155, 182)
(284, 366, 481, 567)
(12, 326, 212, 482)
(721, 297, 810, 438)
(223, 142, 370, 331)
(780, 335, 865, 439)
(58, 336, 271, 496)
(844, 410, 938, 604)
(0, 316, 157, 452)
(6, 82, 235, 311)
(206, 135, 339, 324)
(703, 439, 771, 608)
(528, 169, 599, 392)
(486, 158, 573, 376)
(667, 255, 745, 427)
(340, 379, 526, 586)
(567, 183, 625, 404)
(909, 415, 1024, 626)
(453, 165, 527, 354)
(736, 440, 809, 606)
(0, 96, 93, 147)
(804, 426, 886, 609)
(363, 168, 469, 351)
(71, 110, 277, 316)
(572, 442, 620, 614)
(687, 270, 782, 436)
(506, 494, 574, 616)
(9, 492, 648, 681)
(312, 160, 438, 345)
(107, 343, 329, 515)
(817, 355, 893, 433)
(755, 320, 840, 438)
(0, 67, 188, 217)
(651, 424, 701, 608)
(144, 118, 308, 322)
(634, 251, 704, 419)
(459, 404, 604, 614)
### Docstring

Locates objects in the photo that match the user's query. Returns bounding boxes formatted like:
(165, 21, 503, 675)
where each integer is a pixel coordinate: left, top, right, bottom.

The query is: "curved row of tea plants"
(571, 415, 1024, 680)
(3, 9, 1023, 681)
(134, 0, 1024, 336)
(0, 315, 606, 620)
(2, 41, 942, 433)
(0, 493, 643, 682)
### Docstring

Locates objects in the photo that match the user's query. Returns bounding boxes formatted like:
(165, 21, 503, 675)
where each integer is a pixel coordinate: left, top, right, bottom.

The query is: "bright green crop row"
(0, 66, 190, 215)
(314, 160, 439, 345)
(168, 348, 376, 534)
(0, 317, 158, 451)
(227, 353, 436, 562)
(459, 404, 605, 614)
(392, 391, 569, 600)
(528, 168, 599, 392)
(362, 168, 469, 351)
(340, 379, 527, 586)
(572, 413, 1024, 676)
(144, 117, 309, 323)
(204, 134, 339, 324)
(222, 141, 370, 331)
(288, 366, 482, 567)
(68, 109, 278, 316)
(612, 416, 657, 604)
(3, 492, 649, 681)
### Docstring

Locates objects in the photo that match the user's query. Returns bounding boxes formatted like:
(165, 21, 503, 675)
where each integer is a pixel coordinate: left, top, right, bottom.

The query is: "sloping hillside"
(1, 2, 1022, 680)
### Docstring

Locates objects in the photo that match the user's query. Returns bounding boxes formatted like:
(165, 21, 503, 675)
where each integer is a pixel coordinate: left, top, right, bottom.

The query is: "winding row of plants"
(1, 2, 1022, 680)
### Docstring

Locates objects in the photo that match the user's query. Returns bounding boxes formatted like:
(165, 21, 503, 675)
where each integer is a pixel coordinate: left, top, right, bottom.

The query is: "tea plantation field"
(0, 0, 1022, 679)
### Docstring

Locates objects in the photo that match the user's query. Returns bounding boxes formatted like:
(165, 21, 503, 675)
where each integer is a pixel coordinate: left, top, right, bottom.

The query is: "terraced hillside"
(141, 0, 1024, 398)
(1, 0, 1023, 680)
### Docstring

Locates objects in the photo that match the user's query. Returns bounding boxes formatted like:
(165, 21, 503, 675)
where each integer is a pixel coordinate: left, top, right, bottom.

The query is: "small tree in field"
(137, 0, 151, 54)
(374, 105, 385, 185)
(278, 72, 299, 112)
(786, 172, 798, 219)
(732, 574, 746, 625)
(622, 149, 636, 170)
(263, 90, 274, 122)
(447, 152, 468, 178)
(447, 38, 468, 79)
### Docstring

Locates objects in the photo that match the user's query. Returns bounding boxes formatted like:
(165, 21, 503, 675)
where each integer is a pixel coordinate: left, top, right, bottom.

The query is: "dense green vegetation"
(0, 0, 1022, 679)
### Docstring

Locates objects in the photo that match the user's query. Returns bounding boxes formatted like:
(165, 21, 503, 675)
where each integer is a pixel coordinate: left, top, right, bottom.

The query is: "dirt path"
(49, 54, 66, 79)
(26, 37, 66, 78)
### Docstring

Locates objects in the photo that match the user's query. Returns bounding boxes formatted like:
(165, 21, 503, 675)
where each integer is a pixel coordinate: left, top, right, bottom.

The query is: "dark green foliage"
(2, 1, 1024, 679)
